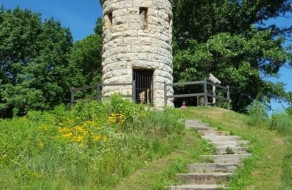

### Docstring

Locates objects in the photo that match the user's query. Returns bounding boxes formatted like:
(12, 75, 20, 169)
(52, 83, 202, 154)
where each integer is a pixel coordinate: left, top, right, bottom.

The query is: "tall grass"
(246, 100, 292, 189)
(279, 139, 292, 190)
(270, 112, 292, 135)
(246, 100, 269, 126)
(0, 94, 184, 190)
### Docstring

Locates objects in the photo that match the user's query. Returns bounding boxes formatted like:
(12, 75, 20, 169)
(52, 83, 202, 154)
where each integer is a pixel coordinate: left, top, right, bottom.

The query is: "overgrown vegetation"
(247, 100, 292, 135)
(0, 94, 185, 189)
(1, 96, 291, 189)
(178, 106, 291, 190)
(116, 130, 216, 190)
(246, 100, 292, 190)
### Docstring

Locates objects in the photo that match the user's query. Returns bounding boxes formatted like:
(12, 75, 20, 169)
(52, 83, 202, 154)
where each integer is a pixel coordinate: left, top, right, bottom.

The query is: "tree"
(69, 34, 102, 87)
(172, 0, 292, 112)
(0, 7, 73, 117)
(67, 17, 103, 100)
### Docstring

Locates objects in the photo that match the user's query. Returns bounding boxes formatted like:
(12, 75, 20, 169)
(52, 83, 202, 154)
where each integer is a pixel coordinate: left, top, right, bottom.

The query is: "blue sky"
(1, 0, 103, 41)
(1, 0, 291, 111)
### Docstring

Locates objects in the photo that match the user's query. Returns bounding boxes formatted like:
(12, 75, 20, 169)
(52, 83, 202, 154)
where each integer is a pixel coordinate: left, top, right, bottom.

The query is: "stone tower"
(100, 0, 173, 107)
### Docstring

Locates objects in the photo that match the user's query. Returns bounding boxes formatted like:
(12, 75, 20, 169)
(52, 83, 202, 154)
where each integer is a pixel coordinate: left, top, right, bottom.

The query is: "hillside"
(0, 102, 291, 189)
(115, 107, 292, 190)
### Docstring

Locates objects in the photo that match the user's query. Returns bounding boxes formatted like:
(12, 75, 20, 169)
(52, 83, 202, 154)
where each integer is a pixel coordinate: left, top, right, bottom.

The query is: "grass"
(280, 141, 292, 190)
(114, 130, 216, 190)
(0, 95, 186, 190)
(179, 106, 292, 190)
(1, 101, 291, 190)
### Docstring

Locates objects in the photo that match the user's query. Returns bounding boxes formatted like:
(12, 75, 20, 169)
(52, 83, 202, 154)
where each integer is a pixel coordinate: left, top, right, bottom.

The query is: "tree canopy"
(0, 7, 73, 117)
(172, 0, 292, 112)
(69, 18, 103, 88)
(1, 1, 292, 117)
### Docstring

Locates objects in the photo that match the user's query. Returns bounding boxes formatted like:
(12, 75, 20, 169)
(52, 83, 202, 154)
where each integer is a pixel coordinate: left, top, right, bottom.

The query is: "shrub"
(246, 100, 269, 126)
(0, 94, 184, 189)
(286, 106, 292, 118)
(270, 112, 292, 135)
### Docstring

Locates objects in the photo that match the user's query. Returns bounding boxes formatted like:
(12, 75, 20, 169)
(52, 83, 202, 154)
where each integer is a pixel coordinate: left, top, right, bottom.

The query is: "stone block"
(101, 0, 174, 108)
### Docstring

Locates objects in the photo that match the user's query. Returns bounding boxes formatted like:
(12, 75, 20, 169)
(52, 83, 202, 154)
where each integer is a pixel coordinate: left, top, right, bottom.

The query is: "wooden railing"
(71, 79, 231, 109)
(70, 81, 136, 107)
(164, 79, 231, 109)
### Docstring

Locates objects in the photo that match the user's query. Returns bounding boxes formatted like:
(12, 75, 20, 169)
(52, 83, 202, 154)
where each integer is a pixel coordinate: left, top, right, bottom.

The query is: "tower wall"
(101, 0, 173, 107)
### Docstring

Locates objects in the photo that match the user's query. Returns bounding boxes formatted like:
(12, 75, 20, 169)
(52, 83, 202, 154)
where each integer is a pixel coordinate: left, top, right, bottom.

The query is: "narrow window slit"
(107, 12, 113, 26)
(139, 7, 148, 29)
(168, 15, 172, 26)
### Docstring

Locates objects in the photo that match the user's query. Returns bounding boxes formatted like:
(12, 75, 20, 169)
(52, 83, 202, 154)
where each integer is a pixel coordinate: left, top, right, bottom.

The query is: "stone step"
(198, 130, 230, 136)
(216, 146, 248, 154)
(187, 163, 243, 173)
(202, 136, 240, 141)
(189, 126, 214, 130)
(208, 142, 249, 150)
(185, 120, 205, 126)
(201, 154, 252, 163)
(210, 140, 249, 146)
(170, 184, 228, 190)
(177, 173, 232, 185)
(169, 119, 252, 190)
(185, 120, 216, 131)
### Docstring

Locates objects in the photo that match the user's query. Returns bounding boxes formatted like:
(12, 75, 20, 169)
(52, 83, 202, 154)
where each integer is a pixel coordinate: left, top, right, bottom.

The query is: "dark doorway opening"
(133, 69, 153, 104)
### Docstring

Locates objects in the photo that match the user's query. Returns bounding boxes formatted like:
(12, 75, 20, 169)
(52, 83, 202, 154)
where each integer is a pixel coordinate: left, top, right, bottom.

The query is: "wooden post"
(96, 83, 100, 101)
(132, 80, 136, 103)
(164, 81, 167, 106)
(227, 85, 230, 110)
(197, 96, 199, 106)
(204, 78, 208, 106)
(70, 87, 75, 108)
(212, 85, 216, 104)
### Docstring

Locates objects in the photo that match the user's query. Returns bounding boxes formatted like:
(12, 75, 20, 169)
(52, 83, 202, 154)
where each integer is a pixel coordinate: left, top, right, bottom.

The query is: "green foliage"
(246, 100, 269, 126)
(69, 34, 102, 87)
(270, 112, 292, 135)
(286, 105, 292, 117)
(280, 142, 292, 190)
(0, 95, 184, 189)
(115, 130, 217, 190)
(226, 147, 235, 154)
(173, 0, 292, 112)
(178, 106, 290, 189)
(0, 7, 73, 117)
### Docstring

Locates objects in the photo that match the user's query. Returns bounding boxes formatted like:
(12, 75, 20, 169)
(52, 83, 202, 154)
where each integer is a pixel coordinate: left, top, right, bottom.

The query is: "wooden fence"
(70, 81, 136, 107)
(70, 79, 231, 109)
(164, 79, 231, 109)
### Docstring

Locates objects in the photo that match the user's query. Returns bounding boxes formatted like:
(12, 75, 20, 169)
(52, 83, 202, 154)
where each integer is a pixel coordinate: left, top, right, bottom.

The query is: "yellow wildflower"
(140, 112, 146, 117)
(76, 136, 83, 142)
(38, 142, 44, 148)
(63, 132, 73, 138)
(75, 126, 84, 132)
(93, 135, 102, 142)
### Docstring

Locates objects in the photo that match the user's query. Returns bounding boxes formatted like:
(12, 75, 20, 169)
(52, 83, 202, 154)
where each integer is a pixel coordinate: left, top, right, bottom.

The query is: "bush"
(270, 112, 292, 135)
(0, 94, 184, 189)
(246, 100, 269, 126)
(286, 106, 292, 117)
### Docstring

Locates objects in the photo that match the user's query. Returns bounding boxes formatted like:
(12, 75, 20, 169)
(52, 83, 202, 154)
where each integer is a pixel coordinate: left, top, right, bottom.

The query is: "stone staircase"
(170, 120, 251, 190)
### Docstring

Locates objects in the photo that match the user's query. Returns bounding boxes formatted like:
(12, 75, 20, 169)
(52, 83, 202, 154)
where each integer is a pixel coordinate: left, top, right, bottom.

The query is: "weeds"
(226, 147, 235, 154)
(246, 100, 269, 126)
(270, 112, 292, 135)
(0, 94, 184, 189)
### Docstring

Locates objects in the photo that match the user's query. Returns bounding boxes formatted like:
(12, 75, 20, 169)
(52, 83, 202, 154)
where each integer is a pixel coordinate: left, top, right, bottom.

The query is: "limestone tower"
(100, 0, 173, 107)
